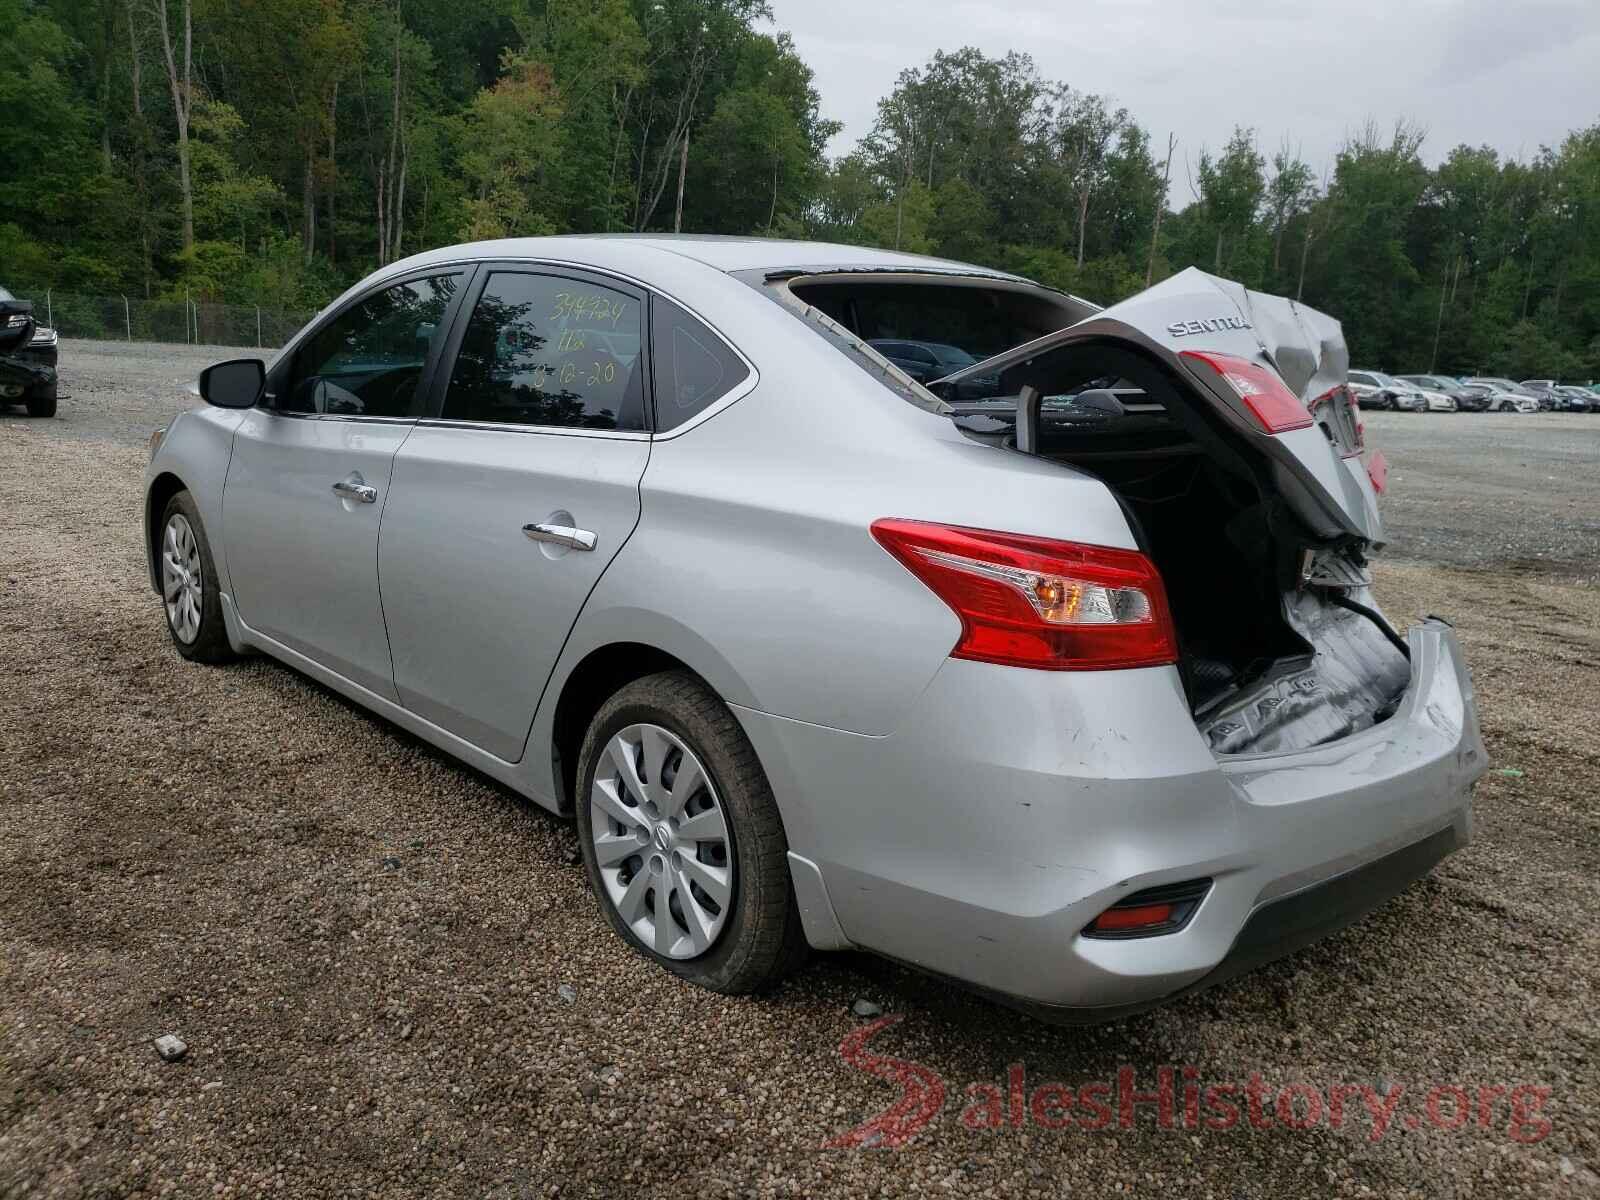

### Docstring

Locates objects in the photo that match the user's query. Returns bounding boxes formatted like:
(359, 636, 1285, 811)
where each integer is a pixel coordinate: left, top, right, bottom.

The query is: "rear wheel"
(158, 491, 235, 663)
(575, 670, 804, 993)
(24, 383, 56, 418)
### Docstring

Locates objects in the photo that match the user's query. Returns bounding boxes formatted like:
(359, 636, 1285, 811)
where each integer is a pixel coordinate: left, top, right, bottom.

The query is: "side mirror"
(198, 358, 265, 409)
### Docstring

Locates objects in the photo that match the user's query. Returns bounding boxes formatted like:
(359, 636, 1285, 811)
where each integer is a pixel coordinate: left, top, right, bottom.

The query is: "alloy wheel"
(588, 722, 735, 960)
(162, 514, 203, 644)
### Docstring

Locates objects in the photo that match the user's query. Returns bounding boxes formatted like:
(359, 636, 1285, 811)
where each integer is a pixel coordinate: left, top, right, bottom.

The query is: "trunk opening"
(943, 339, 1410, 755)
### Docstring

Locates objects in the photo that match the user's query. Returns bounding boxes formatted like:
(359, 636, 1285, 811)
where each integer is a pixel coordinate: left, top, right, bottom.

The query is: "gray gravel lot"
(2, 340, 1597, 1197)
(1365, 409, 1600, 581)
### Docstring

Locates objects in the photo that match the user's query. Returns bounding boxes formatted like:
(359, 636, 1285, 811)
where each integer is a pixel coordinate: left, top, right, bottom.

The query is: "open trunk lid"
(933, 267, 1384, 546)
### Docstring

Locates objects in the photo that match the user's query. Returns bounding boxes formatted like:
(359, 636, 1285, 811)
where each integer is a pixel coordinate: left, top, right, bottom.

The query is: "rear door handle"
(332, 477, 378, 504)
(522, 523, 598, 552)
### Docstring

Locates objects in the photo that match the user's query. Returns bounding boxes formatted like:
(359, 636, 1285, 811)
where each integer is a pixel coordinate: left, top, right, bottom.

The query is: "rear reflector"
(1084, 878, 1212, 939)
(1089, 903, 1174, 932)
(1180, 349, 1314, 433)
(870, 519, 1178, 671)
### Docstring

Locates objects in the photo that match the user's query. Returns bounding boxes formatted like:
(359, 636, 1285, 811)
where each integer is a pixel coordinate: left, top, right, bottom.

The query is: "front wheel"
(24, 383, 56, 418)
(158, 491, 235, 663)
(575, 670, 804, 994)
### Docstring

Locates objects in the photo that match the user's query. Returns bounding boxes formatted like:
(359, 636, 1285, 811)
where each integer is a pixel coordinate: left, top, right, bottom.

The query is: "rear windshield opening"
(787, 278, 1082, 363)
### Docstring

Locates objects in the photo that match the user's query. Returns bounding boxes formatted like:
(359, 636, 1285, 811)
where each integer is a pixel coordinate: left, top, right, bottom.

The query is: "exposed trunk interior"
(768, 273, 1411, 756)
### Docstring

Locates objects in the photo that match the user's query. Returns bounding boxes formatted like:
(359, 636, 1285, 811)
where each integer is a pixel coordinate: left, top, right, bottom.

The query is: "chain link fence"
(13, 290, 315, 350)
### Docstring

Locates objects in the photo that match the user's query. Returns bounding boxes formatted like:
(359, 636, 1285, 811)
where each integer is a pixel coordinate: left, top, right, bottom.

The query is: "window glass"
(650, 297, 750, 432)
(282, 273, 460, 417)
(442, 272, 645, 430)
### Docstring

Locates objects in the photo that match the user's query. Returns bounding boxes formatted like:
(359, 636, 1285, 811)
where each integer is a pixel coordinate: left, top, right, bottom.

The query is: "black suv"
(0, 285, 59, 417)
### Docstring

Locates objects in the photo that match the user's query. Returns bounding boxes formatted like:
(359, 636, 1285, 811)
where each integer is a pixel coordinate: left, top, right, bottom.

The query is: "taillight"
(869, 519, 1178, 671)
(1179, 350, 1314, 433)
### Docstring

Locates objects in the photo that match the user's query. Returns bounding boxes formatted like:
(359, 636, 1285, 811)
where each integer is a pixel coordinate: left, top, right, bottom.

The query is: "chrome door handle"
(332, 478, 378, 504)
(522, 523, 598, 552)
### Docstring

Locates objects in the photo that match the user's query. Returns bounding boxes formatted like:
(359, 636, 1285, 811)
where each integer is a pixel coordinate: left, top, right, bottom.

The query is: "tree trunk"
(1214, 226, 1224, 273)
(606, 85, 633, 233)
(382, 0, 403, 264)
(127, 0, 152, 296)
(374, 155, 386, 266)
(325, 80, 338, 265)
(302, 150, 317, 263)
(393, 131, 407, 258)
(1146, 133, 1174, 286)
(152, 0, 194, 253)
(100, 2, 115, 169)
(1075, 185, 1091, 268)
(766, 131, 779, 234)
(637, 39, 711, 231)
(673, 127, 688, 233)
(1429, 266, 1448, 372)
(1296, 224, 1313, 301)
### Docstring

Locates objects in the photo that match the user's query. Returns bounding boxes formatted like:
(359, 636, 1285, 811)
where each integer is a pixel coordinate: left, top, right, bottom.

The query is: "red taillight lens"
(1088, 903, 1175, 932)
(1179, 349, 1314, 433)
(869, 519, 1179, 671)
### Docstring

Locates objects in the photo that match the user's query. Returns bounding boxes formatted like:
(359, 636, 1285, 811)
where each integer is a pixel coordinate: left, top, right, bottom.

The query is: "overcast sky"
(768, 0, 1600, 188)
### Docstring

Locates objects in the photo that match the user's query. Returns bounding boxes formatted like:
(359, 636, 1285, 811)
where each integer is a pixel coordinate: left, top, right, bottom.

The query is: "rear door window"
(441, 271, 647, 431)
(650, 297, 750, 432)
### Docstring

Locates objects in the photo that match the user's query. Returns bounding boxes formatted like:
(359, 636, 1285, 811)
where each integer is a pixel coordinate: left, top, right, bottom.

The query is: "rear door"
(377, 266, 651, 761)
(934, 267, 1385, 543)
(223, 270, 467, 698)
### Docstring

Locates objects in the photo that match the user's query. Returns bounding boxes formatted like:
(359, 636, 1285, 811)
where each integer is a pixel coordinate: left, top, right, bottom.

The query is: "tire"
(157, 490, 236, 664)
(24, 388, 56, 418)
(575, 669, 805, 994)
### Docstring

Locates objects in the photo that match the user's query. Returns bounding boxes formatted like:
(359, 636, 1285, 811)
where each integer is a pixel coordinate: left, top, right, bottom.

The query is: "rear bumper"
(1003, 822, 1464, 1023)
(740, 619, 1485, 1016)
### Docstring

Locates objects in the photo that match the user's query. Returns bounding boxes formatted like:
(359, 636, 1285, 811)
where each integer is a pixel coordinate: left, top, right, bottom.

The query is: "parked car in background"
(1398, 374, 1479, 411)
(1462, 377, 1541, 412)
(1552, 385, 1595, 412)
(1518, 380, 1565, 410)
(0, 284, 59, 417)
(866, 339, 999, 401)
(1346, 376, 1391, 410)
(1349, 369, 1426, 411)
(141, 239, 1482, 1022)
(1454, 383, 1506, 412)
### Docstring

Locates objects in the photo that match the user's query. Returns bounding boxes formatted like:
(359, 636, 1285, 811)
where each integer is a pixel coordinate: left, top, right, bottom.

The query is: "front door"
(222, 270, 467, 699)
(378, 267, 651, 760)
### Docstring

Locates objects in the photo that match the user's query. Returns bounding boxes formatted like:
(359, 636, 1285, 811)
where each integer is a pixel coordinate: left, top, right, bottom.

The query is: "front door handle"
(522, 522, 598, 552)
(332, 476, 378, 504)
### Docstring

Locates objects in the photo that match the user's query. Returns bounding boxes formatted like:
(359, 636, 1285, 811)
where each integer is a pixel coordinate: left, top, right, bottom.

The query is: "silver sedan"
(144, 237, 1485, 1021)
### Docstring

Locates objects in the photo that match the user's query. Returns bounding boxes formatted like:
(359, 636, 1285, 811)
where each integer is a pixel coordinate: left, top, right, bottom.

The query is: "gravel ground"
(1362, 409, 1600, 582)
(2, 341, 1597, 1198)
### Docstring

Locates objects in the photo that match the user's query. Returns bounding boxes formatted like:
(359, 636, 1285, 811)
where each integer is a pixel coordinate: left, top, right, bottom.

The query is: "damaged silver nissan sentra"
(144, 237, 1486, 1021)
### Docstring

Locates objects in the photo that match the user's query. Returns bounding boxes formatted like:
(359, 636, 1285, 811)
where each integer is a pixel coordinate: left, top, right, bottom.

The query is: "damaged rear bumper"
(738, 619, 1485, 1018)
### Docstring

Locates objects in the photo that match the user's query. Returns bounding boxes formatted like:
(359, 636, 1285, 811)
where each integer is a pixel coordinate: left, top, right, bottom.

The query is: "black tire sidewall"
(24, 386, 56, 417)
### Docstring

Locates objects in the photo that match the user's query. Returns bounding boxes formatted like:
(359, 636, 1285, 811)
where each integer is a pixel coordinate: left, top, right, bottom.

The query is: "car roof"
(391, 233, 1025, 281)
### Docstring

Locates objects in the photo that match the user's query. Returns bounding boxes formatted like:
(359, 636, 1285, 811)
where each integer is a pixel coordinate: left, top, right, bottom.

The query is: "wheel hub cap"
(161, 514, 203, 645)
(589, 723, 734, 960)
